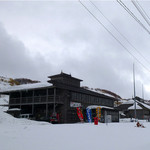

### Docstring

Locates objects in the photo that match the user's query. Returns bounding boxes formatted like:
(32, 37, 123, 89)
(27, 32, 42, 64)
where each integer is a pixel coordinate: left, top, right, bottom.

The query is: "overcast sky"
(0, 0, 150, 99)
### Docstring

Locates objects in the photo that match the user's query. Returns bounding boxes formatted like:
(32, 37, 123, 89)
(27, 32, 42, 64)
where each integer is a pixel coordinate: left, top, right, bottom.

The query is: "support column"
(46, 88, 48, 118)
(53, 88, 56, 114)
(20, 91, 22, 110)
(32, 90, 34, 115)
(9, 92, 11, 109)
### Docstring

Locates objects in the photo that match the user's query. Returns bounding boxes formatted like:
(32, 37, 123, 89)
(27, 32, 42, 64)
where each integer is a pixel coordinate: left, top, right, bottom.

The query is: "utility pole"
(142, 84, 144, 100)
(133, 63, 136, 121)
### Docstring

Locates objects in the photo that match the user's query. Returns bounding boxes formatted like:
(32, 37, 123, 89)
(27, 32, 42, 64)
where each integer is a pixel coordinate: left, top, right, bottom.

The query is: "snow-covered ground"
(0, 96, 150, 150)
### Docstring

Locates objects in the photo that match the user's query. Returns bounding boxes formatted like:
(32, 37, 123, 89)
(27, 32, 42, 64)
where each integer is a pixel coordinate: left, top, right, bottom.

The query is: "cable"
(89, 0, 150, 68)
(117, 0, 150, 35)
(131, 0, 150, 27)
(78, 0, 150, 73)
(136, 0, 150, 21)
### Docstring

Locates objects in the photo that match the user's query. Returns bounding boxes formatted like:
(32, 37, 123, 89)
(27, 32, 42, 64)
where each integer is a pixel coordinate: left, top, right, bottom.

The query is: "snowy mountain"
(0, 76, 13, 90)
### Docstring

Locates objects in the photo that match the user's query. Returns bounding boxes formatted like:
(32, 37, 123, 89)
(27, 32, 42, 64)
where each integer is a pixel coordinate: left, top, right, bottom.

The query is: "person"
(136, 121, 141, 127)
(136, 121, 145, 128)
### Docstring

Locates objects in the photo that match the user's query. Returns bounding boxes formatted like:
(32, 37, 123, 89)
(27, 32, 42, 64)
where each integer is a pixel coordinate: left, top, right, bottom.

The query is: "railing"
(9, 95, 63, 105)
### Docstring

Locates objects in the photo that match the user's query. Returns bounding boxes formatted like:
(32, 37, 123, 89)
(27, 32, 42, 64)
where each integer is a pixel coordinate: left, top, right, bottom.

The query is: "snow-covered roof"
(127, 101, 150, 110)
(128, 103, 143, 110)
(87, 88, 115, 98)
(121, 99, 134, 104)
(137, 101, 150, 110)
(87, 105, 114, 110)
(0, 82, 52, 93)
(7, 108, 21, 111)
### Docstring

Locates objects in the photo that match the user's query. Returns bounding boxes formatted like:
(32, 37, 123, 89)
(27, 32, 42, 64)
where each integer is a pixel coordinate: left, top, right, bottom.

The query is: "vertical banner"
(77, 107, 84, 122)
(96, 107, 101, 120)
(86, 108, 92, 123)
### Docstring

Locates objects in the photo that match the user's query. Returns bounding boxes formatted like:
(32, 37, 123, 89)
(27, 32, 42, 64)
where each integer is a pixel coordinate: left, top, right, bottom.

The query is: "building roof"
(128, 103, 143, 110)
(137, 101, 150, 110)
(87, 105, 114, 110)
(48, 72, 83, 81)
(0, 82, 52, 93)
(127, 101, 150, 110)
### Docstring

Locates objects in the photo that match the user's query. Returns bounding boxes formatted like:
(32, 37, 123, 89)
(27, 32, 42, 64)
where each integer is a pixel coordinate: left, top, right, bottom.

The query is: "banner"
(86, 108, 92, 123)
(96, 107, 101, 120)
(77, 107, 84, 122)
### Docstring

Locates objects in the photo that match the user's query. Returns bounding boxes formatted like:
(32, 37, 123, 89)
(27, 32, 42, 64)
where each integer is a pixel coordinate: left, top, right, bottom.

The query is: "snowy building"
(0, 72, 119, 123)
(116, 99, 150, 120)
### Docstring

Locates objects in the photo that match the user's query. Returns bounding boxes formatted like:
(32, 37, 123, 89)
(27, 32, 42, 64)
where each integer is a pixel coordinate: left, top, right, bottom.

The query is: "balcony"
(9, 95, 63, 105)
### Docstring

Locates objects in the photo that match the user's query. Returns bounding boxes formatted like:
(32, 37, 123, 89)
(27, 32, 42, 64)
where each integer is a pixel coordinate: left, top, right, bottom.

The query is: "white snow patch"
(87, 105, 114, 110)
(0, 82, 51, 93)
(128, 103, 143, 110)
(137, 101, 150, 110)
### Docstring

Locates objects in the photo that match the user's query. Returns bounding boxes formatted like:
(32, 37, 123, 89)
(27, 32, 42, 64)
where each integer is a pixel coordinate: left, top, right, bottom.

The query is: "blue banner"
(86, 108, 92, 123)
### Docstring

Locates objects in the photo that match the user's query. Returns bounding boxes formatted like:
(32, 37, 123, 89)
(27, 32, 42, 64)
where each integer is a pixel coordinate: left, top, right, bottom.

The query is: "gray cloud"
(0, 1, 150, 99)
(0, 23, 54, 81)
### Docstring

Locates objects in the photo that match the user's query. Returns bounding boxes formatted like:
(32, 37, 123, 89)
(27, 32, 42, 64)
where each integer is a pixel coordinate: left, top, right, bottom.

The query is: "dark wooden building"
(0, 72, 119, 123)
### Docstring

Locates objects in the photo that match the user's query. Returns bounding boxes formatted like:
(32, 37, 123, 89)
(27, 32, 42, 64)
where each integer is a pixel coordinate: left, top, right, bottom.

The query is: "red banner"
(77, 107, 84, 122)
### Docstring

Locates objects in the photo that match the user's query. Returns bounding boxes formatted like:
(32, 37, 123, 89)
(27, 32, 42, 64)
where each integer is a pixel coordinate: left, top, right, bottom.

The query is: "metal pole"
(142, 84, 144, 100)
(133, 63, 136, 121)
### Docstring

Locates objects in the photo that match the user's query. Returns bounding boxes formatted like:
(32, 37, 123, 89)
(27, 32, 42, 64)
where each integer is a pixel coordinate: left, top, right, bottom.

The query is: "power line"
(136, 0, 150, 21)
(131, 0, 150, 27)
(117, 0, 150, 35)
(78, 0, 150, 73)
(89, 0, 150, 68)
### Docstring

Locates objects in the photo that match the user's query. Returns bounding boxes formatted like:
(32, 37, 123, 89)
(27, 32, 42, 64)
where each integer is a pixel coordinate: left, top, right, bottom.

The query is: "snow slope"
(0, 76, 12, 91)
(0, 97, 150, 150)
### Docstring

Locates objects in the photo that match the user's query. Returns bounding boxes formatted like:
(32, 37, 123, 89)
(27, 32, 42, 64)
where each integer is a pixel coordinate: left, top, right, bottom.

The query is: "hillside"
(0, 76, 40, 91)
(82, 86, 122, 99)
(0, 76, 15, 90)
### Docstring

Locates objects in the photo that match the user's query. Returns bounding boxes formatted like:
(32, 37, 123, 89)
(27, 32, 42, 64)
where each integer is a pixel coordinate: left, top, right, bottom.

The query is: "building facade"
(1, 72, 119, 123)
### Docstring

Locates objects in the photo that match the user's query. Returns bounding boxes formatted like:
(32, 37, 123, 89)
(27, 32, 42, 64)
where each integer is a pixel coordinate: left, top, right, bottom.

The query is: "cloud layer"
(0, 1, 150, 99)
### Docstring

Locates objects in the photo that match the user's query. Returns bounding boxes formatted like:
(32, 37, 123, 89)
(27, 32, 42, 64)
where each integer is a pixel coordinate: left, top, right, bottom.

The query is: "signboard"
(70, 102, 81, 108)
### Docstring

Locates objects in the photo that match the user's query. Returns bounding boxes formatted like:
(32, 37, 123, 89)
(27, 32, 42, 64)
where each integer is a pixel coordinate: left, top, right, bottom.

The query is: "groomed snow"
(0, 102, 150, 150)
